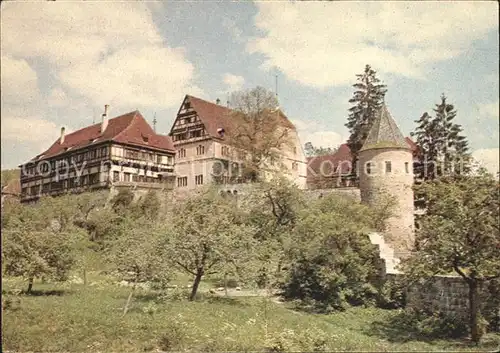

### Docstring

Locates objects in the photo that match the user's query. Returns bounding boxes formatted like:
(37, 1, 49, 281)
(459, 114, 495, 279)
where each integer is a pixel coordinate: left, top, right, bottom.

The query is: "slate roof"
(29, 111, 175, 162)
(360, 104, 410, 151)
(182, 95, 296, 141)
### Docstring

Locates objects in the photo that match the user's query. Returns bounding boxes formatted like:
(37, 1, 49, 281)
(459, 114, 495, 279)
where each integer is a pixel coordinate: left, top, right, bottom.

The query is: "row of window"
(124, 149, 173, 165)
(365, 161, 410, 174)
(177, 144, 206, 159)
(173, 128, 205, 141)
(22, 173, 102, 196)
(177, 175, 204, 187)
(22, 147, 109, 176)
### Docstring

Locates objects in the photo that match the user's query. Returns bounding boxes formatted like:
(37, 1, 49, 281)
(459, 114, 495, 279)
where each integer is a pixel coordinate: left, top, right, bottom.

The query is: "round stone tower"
(358, 104, 414, 257)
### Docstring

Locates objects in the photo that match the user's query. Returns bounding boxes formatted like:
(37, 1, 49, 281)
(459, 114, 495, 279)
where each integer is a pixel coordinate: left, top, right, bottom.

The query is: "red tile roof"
(306, 138, 419, 183)
(184, 95, 296, 141)
(31, 111, 174, 161)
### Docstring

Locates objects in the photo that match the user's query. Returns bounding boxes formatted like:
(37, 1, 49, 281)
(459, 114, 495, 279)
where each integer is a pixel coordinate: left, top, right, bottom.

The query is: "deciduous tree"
(227, 86, 294, 182)
(163, 187, 256, 300)
(402, 172, 500, 343)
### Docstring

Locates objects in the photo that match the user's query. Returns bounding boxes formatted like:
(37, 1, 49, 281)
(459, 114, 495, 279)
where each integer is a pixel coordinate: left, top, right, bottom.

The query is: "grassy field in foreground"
(2, 278, 500, 352)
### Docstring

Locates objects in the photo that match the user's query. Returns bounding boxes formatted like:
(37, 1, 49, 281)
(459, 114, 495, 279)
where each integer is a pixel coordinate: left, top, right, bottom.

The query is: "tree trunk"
(468, 279, 482, 344)
(189, 269, 203, 301)
(123, 284, 136, 316)
(224, 272, 228, 297)
(27, 277, 34, 294)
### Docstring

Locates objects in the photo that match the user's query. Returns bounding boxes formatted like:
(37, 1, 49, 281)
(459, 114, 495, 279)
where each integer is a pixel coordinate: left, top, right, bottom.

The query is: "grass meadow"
(2, 272, 500, 352)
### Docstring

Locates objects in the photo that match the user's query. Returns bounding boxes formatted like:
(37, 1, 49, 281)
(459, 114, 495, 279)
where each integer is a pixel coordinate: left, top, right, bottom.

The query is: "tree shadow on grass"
(363, 308, 482, 349)
(203, 295, 251, 307)
(21, 289, 68, 296)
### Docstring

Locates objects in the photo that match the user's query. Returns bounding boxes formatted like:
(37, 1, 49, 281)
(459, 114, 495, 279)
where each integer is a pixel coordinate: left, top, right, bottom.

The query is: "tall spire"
(152, 113, 157, 133)
(360, 103, 410, 151)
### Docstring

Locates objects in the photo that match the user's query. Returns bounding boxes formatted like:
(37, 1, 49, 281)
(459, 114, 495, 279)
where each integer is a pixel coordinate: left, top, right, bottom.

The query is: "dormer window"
(142, 135, 149, 143)
(217, 128, 225, 138)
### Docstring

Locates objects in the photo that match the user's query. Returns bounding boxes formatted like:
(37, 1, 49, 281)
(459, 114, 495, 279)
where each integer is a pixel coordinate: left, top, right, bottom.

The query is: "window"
(293, 147, 297, 155)
(89, 173, 99, 185)
(292, 162, 298, 171)
(113, 171, 120, 182)
(178, 148, 186, 158)
(195, 174, 204, 185)
(126, 149, 139, 159)
(385, 161, 392, 173)
(366, 162, 372, 175)
(221, 146, 230, 156)
(101, 147, 108, 157)
(124, 173, 131, 182)
(190, 130, 202, 138)
(174, 133, 187, 141)
(405, 162, 410, 174)
(42, 183, 50, 192)
(177, 176, 188, 187)
(196, 145, 205, 155)
(185, 117, 192, 124)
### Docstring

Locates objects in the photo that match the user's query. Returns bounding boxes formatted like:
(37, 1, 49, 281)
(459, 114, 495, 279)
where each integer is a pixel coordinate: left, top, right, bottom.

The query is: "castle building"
(19, 106, 176, 203)
(358, 103, 415, 257)
(169, 95, 307, 190)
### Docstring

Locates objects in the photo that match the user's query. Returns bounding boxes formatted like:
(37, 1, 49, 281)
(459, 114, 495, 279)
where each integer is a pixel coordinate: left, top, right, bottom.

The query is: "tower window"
(405, 162, 409, 174)
(365, 162, 372, 175)
(385, 161, 392, 173)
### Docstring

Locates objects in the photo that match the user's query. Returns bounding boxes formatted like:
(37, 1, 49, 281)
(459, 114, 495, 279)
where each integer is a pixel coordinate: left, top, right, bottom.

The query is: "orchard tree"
(227, 86, 294, 182)
(411, 94, 471, 181)
(345, 65, 387, 169)
(243, 178, 306, 288)
(402, 172, 500, 343)
(108, 216, 171, 315)
(2, 197, 77, 293)
(163, 187, 257, 301)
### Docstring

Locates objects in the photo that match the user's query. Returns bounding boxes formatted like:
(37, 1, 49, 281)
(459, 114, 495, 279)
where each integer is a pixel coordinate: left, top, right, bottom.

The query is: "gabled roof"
(360, 104, 410, 152)
(28, 111, 174, 162)
(174, 95, 296, 141)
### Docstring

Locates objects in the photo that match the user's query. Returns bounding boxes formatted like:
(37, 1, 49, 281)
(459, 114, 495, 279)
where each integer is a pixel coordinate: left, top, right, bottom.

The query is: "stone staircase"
(368, 232, 401, 274)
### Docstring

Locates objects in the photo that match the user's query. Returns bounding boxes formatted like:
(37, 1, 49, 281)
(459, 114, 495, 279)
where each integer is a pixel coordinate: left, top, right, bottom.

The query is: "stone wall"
(303, 187, 361, 201)
(406, 275, 500, 327)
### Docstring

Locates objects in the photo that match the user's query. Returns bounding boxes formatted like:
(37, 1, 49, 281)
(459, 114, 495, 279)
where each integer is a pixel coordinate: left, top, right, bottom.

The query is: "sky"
(1, 1, 499, 174)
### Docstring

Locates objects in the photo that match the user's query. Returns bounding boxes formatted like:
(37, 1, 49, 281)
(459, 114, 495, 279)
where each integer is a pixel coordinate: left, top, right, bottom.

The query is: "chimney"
(101, 104, 109, 133)
(216, 98, 221, 105)
(60, 127, 65, 144)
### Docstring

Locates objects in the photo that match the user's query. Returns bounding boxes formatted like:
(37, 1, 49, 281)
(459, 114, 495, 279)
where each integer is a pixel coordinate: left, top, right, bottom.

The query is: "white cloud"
(472, 148, 500, 176)
(479, 100, 499, 120)
(248, 2, 498, 88)
(1, 116, 61, 144)
(1, 2, 201, 111)
(223, 73, 245, 92)
(47, 87, 69, 108)
(0, 55, 40, 104)
(291, 118, 345, 149)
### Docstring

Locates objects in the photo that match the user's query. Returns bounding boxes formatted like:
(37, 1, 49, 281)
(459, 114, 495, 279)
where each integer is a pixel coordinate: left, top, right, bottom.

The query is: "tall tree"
(345, 65, 387, 170)
(227, 86, 294, 182)
(411, 94, 471, 181)
(402, 172, 500, 343)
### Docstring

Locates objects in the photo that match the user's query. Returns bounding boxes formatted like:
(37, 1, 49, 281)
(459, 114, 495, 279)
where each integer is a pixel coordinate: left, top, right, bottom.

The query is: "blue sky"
(1, 1, 498, 173)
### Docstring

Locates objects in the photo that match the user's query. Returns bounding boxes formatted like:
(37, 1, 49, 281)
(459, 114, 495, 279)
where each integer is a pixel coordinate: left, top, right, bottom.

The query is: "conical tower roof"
(360, 104, 410, 151)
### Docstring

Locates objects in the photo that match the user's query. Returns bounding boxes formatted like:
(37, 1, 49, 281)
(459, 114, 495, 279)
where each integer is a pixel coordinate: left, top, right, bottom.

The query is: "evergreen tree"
(411, 94, 471, 181)
(345, 65, 387, 172)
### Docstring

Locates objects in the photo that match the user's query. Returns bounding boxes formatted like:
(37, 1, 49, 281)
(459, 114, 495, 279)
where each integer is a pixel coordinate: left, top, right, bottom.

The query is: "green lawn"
(2, 277, 499, 352)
